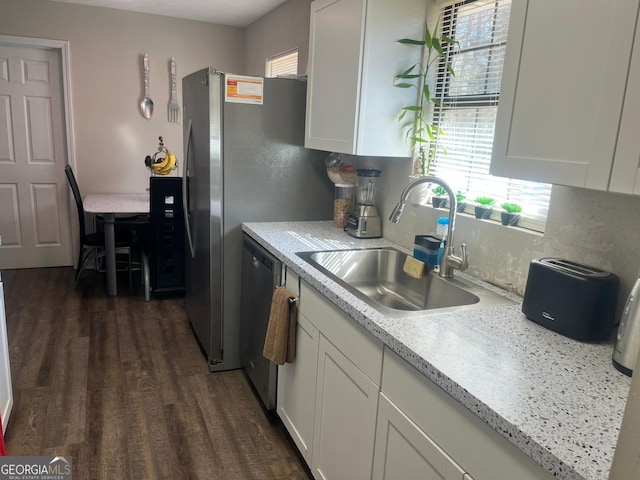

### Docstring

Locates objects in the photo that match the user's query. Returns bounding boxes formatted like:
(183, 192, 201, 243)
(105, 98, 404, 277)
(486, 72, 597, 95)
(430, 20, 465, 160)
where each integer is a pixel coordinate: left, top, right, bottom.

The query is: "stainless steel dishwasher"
(240, 234, 282, 410)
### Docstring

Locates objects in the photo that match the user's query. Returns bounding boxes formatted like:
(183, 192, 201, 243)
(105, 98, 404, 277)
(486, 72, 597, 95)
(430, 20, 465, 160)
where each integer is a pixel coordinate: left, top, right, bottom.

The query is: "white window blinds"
(265, 50, 299, 78)
(431, 0, 551, 230)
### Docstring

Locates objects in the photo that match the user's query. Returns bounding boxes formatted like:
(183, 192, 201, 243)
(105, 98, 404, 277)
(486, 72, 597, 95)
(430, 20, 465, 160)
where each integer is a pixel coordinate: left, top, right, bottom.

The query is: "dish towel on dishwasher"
(263, 287, 297, 365)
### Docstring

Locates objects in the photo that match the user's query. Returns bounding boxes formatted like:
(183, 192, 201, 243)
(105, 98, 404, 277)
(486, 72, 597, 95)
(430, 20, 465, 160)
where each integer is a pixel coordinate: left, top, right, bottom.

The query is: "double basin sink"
(296, 247, 513, 317)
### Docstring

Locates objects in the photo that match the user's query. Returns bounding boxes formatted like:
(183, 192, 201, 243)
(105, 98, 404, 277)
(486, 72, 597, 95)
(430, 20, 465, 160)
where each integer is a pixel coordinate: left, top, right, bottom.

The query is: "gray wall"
(0, 0, 244, 194)
(244, 0, 312, 77)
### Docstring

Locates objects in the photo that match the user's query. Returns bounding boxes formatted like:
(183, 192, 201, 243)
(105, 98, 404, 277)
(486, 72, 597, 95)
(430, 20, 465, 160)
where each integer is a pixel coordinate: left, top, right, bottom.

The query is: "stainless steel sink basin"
(296, 248, 514, 316)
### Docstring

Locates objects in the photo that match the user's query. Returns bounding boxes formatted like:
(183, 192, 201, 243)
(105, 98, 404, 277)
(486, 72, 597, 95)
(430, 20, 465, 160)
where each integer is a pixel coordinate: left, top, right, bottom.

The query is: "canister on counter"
(333, 184, 354, 228)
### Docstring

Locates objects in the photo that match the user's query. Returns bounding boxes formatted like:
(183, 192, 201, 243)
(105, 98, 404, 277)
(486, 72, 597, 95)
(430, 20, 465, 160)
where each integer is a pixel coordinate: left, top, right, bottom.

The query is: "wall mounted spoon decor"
(140, 53, 154, 119)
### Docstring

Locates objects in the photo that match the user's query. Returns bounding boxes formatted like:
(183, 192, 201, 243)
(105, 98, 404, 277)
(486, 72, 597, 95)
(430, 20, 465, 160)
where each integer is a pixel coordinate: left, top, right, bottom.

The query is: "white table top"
(83, 193, 149, 214)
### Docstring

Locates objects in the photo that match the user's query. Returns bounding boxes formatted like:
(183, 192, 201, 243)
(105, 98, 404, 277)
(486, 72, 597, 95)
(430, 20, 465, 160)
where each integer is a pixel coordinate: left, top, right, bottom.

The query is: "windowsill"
(410, 202, 545, 237)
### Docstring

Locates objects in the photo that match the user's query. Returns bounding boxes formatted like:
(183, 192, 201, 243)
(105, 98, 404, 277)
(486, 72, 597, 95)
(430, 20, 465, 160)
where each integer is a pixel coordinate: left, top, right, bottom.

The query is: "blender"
(347, 168, 382, 238)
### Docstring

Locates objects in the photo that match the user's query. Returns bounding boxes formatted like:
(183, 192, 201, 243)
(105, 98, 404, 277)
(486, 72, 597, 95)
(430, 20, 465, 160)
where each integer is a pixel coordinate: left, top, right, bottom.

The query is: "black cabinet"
(150, 177, 185, 295)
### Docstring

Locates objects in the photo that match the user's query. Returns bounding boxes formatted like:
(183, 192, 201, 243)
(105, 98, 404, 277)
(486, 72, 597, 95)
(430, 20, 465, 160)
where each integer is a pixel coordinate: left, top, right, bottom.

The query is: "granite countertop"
(242, 221, 631, 480)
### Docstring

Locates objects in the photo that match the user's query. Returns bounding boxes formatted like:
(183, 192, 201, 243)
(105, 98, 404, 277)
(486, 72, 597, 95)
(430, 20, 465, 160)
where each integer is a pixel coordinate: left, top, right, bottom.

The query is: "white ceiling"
(49, 0, 289, 27)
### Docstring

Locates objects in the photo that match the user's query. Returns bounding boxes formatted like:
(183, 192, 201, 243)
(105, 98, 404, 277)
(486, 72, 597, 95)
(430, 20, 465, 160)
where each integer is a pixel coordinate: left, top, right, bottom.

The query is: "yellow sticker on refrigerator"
(225, 75, 264, 105)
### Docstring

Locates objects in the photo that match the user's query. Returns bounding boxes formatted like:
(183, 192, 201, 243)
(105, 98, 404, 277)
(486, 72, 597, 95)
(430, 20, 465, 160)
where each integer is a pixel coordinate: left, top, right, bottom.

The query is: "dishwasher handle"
(243, 237, 280, 277)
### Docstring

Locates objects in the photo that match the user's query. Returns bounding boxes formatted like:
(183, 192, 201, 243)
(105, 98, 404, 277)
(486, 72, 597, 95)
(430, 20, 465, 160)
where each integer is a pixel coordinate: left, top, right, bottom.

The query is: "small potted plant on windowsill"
(431, 186, 448, 208)
(456, 191, 467, 213)
(500, 203, 523, 226)
(474, 196, 495, 219)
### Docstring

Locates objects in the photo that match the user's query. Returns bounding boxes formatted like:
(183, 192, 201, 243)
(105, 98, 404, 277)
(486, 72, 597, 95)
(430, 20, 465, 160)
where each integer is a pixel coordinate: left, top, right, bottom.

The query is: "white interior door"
(0, 44, 72, 269)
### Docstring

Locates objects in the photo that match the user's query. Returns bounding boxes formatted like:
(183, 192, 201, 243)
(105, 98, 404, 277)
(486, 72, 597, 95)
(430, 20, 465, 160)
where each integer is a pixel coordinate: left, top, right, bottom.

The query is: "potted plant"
(474, 196, 495, 219)
(431, 185, 448, 208)
(395, 21, 457, 176)
(500, 203, 523, 226)
(456, 191, 467, 213)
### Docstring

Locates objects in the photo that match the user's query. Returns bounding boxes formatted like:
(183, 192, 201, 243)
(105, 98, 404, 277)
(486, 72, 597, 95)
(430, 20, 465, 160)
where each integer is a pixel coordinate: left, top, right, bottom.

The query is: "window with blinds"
(430, 0, 551, 231)
(265, 49, 299, 78)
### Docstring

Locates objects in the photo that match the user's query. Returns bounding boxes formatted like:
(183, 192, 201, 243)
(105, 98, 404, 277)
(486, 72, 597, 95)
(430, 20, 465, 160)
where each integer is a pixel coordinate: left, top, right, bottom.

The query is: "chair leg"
(129, 247, 133, 288)
(142, 250, 151, 302)
(74, 247, 85, 285)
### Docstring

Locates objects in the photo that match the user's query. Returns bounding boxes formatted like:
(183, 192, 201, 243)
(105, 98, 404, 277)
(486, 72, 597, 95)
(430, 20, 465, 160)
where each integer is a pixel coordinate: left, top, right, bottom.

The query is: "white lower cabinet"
(276, 275, 383, 480)
(276, 276, 551, 480)
(373, 392, 467, 480)
(276, 310, 319, 463)
(277, 271, 319, 463)
(311, 335, 379, 480)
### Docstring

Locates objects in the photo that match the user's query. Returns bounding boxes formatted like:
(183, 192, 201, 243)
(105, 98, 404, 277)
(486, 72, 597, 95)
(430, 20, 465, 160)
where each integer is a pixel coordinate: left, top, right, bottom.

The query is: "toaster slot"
(540, 258, 610, 278)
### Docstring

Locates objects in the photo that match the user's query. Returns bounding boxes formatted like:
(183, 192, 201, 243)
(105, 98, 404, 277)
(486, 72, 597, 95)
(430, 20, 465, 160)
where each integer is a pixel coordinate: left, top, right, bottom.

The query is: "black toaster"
(521, 258, 619, 341)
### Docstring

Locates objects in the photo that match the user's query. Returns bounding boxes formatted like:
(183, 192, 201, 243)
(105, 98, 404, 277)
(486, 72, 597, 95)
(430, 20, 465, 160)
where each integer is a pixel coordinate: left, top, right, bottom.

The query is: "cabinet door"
(0, 282, 13, 432)
(277, 311, 319, 464)
(311, 335, 379, 480)
(491, 0, 639, 190)
(609, 14, 640, 194)
(373, 393, 466, 480)
(305, 0, 365, 154)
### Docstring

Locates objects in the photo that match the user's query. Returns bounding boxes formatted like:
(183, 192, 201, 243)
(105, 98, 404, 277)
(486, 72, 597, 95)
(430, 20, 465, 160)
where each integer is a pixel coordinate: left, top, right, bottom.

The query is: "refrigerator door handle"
(183, 118, 196, 259)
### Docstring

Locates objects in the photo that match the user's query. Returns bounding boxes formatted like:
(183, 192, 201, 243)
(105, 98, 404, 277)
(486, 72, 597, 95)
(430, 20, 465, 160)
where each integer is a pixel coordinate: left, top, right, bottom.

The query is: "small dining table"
(83, 193, 149, 296)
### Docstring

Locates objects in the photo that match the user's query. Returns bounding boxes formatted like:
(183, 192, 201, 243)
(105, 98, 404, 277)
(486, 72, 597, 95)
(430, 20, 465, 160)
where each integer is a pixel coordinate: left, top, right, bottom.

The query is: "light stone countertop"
(242, 220, 631, 480)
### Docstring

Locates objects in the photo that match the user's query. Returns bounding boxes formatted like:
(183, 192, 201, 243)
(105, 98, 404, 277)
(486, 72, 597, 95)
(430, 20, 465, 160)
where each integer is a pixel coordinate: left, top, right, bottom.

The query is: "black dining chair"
(64, 165, 135, 286)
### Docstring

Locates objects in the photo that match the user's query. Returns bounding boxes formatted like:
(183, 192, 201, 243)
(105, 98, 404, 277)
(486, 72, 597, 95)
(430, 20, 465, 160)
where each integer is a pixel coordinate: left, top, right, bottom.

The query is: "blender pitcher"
(347, 168, 382, 238)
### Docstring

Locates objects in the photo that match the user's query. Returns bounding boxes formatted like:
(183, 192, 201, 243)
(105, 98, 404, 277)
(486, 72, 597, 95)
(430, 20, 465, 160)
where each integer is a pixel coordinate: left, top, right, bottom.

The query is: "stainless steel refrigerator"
(182, 68, 332, 372)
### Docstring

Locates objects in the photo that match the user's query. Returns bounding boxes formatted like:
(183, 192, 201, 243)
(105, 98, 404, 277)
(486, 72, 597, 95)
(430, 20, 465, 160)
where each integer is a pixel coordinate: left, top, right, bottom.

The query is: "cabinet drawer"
(381, 349, 552, 480)
(300, 282, 382, 386)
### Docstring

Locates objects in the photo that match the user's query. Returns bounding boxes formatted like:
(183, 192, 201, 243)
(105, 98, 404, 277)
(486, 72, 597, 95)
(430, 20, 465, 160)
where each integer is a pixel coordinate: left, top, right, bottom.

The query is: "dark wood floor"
(2, 267, 311, 480)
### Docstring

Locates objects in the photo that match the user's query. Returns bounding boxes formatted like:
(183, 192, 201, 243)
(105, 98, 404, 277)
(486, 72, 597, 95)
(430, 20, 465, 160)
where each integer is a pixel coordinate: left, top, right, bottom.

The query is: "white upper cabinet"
(305, 0, 424, 157)
(491, 0, 640, 191)
(609, 18, 640, 194)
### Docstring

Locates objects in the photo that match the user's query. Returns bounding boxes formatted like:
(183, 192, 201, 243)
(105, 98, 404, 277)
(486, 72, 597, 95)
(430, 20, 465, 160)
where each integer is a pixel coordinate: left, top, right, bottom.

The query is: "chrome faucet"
(390, 176, 468, 278)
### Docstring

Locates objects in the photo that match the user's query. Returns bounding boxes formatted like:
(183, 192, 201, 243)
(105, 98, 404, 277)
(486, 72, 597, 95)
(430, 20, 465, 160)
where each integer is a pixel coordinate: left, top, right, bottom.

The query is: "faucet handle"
(458, 243, 469, 271)
(447, 243, 469, 273)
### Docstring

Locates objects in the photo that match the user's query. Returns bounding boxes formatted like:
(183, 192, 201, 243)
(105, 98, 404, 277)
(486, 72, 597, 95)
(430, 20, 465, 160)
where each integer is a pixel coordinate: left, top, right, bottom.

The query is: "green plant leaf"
(394, 83, 414, 88)
(475, 196, 496, 206)
(398, 110, 407, 121)
(422, 83, 430, 100)
(401, 106, 422, 111)
(432, 98, 442, 107)
(426, 125, 435, 141)
(432, 37, 444, 56)
(423, 24, 432, 49)
(396, 74, 421, 80)
(399, 39, 425, 46)
(446, 63, 455, 77)
(399, 64, 417, 76)
(501, 202, 523, 213)
(441, 35, 458, 45)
